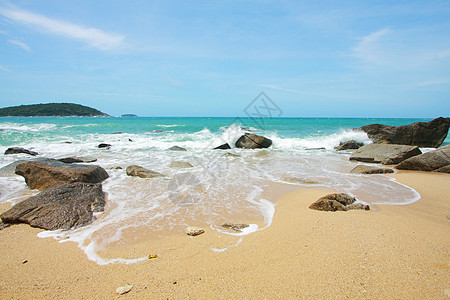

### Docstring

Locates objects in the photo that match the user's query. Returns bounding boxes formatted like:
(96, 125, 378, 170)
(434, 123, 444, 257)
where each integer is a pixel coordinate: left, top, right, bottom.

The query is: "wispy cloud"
(8, 39, 31, 51)
(0, 7, 125, 50)
(416, 78, 450, 87)
(0, 65, 10, 71)
(352, 28, 391, 64)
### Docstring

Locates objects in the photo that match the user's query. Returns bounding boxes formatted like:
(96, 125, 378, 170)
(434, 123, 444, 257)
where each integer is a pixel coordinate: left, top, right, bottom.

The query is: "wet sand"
(0, 171, 449, 299)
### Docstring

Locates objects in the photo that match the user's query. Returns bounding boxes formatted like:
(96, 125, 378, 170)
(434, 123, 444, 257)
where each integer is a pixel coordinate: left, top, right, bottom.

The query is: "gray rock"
(0, 158, 54, 177)
(0, 182, 105, 230)
(57, 157, 97, 164)
(336, 140, 364, 151)
(126, 165, 164, 178)
(168, 146, 187, 151)
(350, 165, 395, 174)
(357, 117, 450, 148)
(15, 160, 109, 190)
(170, 161, 193, 168)
(186, 226, 204, 236)
(4, 147, 38, 156)
(309, 193, 370, 212)
(214, 143, 231, 150)
(350, 144, 421, 165)
(396, 145, 450, 172)
(235, 133, 272, 149)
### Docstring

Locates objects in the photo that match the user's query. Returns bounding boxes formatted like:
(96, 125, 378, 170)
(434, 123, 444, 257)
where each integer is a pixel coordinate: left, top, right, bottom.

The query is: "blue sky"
(0, 0, 449, 117)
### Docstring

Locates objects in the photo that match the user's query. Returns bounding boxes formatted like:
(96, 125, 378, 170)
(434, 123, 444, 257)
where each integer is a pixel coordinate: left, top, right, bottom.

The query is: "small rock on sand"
(116, 285, 133, 295)
(186, 226, 204, 236)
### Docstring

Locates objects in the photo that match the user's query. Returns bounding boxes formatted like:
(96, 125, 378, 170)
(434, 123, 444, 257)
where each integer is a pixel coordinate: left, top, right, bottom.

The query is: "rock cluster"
(396, 145, 450, 173)
(309, 193, 370, 212)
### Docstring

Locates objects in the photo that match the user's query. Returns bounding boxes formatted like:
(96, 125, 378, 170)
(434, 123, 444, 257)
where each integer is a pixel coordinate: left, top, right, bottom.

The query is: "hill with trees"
(0, 103, 109, 117)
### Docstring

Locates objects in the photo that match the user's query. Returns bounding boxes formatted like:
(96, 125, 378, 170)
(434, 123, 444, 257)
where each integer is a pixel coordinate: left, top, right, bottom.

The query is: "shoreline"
(0, 171, 449, 298)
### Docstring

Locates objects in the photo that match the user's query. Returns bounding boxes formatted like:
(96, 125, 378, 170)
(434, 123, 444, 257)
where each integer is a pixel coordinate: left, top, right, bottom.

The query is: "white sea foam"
(1, 122, 423, 264)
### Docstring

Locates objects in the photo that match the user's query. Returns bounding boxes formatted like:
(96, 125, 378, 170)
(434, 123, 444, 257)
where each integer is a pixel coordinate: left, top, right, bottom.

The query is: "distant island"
(0, 103, 109, 117)
(121, 114, 138, 117)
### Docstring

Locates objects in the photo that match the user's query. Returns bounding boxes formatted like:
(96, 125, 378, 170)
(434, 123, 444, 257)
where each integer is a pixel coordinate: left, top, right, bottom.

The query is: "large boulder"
(309, 193, 370, 212)
(4, 147, 38, 156)
(0, 182, 105, 230)
(126, 165, 165, 178)
(15, 160, 109, 190)
(350, 144, 421, 165)
(396, 145, 450, 172)
(235, 133, 272, 149)
(357, 117, 450, 148)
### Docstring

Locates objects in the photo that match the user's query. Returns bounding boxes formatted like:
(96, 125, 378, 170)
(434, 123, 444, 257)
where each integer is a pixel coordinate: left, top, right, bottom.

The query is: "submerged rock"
(4, 147, 38, 156)
(357, 117, 450, 148)
(170, 161, 193, 168)
(168, 146, 187, 151)
(214, 143, 231, 150)
(0, 182, 105, 230)
(186, 226, 204, 236)
(235, 133, 272, 149)
(15, 160, 109, 191)
(396, 145, 450, 172)
(309, 193, 370, 212)
(57, 157, 97, 164)
(221, 223, 249, 231)
(349, 144, 421, 165)
(97, 143, 111, 149)
(336, 140, 364, 151)
(126, 165, 164, 178)
(350, 165, 395, 174)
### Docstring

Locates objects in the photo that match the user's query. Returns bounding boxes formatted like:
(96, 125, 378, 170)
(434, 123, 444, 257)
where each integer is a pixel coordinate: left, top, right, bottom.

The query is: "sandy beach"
(0, 170, 449, 299)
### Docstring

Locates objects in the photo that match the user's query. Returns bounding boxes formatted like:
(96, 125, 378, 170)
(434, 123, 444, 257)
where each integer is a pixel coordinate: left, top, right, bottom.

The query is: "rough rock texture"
(434, 165, 450, 173)
(0, 158, 53, 177)
(221, 223, 249, 231)
(170, 161, 193, 168)
(396, 145, 450, 172)
(350, 144, 421, 165)
(336, 140, 364, 151)
(235, 133, 272, 149)
(0, 220, 10, 230)
(168, 146, 187, 151)
(57, 157, 97, 164)
(15, 160, 109, 190)
(0, 182, 105, 230)
(126, 165, 164, 178)
(4, 147, 38, 156)
(350, 165, 395, 174)
(186, 226, 204, 236)
(357, 117, 450, 148)
(214, 143, 231, 150)
(309, 193, 370, 212)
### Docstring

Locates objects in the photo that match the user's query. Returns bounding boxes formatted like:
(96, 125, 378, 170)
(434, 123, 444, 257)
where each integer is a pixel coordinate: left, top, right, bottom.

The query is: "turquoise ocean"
(0, 117, 446, 264)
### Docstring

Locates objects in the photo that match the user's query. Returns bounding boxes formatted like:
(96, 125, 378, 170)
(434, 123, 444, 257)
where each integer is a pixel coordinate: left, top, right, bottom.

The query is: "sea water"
(0, 117, 445, 264)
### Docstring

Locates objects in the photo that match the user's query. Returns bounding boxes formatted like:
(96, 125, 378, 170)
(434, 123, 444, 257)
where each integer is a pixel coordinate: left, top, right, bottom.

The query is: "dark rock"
(0, 220, 10, 230)
(357, 117, 450, 148)
(15, 160, 109, 190)
(235, 133, 272, 149)
(350, 144, 421, 165)
(4, 147, 38, 156)
(128, 139, 133, 142)
(350, 165, 395, 174)
(336, 140, 364, 151)
(396, 145, 450, 172)
(309, 193, 370, 211)
(57, 157, 97, 164)
(98, 143, 111, 149)
(214, 143, 231, 150)
(168, 146, 187, 151)
(112, 132, 123, 134)
(0, 182, 105, 230)
(434, 165, 450, 173)
(126, 165, 164, 178)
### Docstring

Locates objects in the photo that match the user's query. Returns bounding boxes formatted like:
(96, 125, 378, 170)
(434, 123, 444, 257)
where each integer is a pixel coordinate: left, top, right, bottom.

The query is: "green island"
(0, 103, 109, 117)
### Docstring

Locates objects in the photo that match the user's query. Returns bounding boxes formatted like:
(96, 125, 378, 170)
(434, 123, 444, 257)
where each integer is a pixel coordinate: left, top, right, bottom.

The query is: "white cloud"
(352, 28, 391, 64)
(8, 39, 31, 51)
(0, 7, 125, 50)
(0, 65, 10, 71)
(416, 78, 450, 87)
